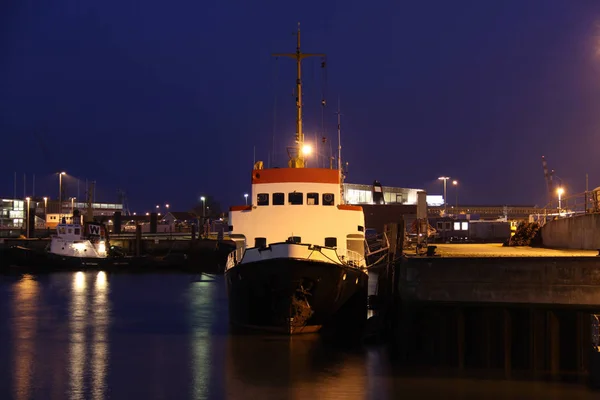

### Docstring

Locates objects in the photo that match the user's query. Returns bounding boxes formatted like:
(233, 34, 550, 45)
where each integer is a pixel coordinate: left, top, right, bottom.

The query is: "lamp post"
(70, 197, 76, 216)
(165, 204, 169, 212)
(438, 176, 450, 215)
(43, 197, 48, 223)
(25, 197, 30, 238)
(557, 187, 564, 215)
(200, 196, 206, 218)
(58, 172, 66, 220)
(244, 193, 248, 205)
(452, 180, 458, 211)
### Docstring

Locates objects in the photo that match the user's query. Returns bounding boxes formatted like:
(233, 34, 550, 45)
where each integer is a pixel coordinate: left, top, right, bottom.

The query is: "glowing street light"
(244, 193, 248, 205)
(25, 197, 31, 238)
(200, 196, 206, 218)
(557, 187, 564, 214)
(43, 197, 48, 218)
(70, 197, 76, 216)
(452, 180, 458, 210)
(438, 176, 450, 214)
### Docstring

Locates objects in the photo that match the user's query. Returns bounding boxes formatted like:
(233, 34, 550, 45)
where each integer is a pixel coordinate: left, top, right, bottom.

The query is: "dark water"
(0, 272, 597, 400)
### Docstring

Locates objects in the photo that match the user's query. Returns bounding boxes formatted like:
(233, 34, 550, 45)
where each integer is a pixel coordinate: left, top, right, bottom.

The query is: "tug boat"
(46, 219, 109, 266)
(225, 25, 369, 334)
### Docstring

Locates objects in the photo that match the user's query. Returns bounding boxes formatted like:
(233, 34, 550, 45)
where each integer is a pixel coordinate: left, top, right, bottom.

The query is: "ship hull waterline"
(225, 258, 368, 335)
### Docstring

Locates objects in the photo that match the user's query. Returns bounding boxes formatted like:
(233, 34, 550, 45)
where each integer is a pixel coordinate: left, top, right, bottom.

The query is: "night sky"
(2, 0, 600, 213)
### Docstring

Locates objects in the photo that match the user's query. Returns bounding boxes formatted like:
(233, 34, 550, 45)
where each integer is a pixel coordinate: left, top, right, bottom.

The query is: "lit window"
(307, 193, 319, 205)
(453, 222, 460, 231)
(461, 222, 468, 231)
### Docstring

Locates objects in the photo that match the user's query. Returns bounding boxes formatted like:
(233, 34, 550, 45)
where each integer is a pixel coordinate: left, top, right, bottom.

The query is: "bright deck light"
(302, 144, 312, 155)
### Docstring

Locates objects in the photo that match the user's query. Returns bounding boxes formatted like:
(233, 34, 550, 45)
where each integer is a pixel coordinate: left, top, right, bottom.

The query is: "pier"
(391, 243, 600, 384)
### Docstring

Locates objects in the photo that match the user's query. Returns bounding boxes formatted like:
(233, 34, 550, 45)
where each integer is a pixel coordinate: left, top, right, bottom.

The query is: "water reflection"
(225, 333, 367, 400)
(189, 274, 222, 400)
(68, 271, 110, 400)
(92, 271, 109, 400)
(11, 274, 39, 400)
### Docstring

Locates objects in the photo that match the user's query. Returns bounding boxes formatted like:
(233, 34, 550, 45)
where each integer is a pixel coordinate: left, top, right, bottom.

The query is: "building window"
(307, 193, 319, 205)
(257, 193, 269, 206)
(273, 193, 284, 205)
(74, 228, 80, 235)
(453, 222, 460, 231)
(288, 192, 303, 205)
(325, 237, 337, 247)
(255, 237, 267, 247)
(323, 193, 335, 206)
(461, 222, 468, 231)
(445, 222, 452, 230)
(437, 221, 443, 231)
(396, 194, 403, 203)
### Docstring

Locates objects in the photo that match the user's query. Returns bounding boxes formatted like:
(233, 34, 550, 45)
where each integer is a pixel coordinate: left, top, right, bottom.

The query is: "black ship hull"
(225, 258, 368, 334)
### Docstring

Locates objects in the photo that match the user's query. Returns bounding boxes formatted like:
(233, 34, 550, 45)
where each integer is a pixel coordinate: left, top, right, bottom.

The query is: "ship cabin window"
(254, 237, 267, 248)
(74, 228, 80, 235)
(307, 192, 319, 205)
(325, 237, 337, 248)
(323, 193, 335, 206)
(59, 227, 66, 234)
(287, 236, 301, 244)
(288, 192, 303, 205)
(273, 193, 285, 205)
(357, 226, 364, 232)
(257, 193, 269, 206)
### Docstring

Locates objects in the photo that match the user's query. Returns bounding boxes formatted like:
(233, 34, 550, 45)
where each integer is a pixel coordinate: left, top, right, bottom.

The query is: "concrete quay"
(391, 243, 600, 384)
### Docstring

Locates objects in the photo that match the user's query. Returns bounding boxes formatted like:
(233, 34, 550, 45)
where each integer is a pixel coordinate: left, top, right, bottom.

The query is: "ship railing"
(345, 249, 365, 268)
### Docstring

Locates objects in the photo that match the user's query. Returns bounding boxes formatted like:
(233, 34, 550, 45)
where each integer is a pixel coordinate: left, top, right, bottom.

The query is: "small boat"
(225, 24, 374, 335)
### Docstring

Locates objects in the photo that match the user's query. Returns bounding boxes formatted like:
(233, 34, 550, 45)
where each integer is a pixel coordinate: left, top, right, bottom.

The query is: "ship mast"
(273, 23, 325, 168)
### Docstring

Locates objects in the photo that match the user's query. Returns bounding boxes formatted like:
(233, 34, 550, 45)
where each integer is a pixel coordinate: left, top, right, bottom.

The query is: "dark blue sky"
(2, 0, 600, 212)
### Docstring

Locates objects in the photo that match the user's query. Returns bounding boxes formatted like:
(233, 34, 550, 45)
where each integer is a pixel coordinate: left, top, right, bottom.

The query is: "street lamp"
(58, 172, 66, 220)
(557, 187, 564, 215)
(452, 180, 458, 210)
(70, 197, 76, 217)
(200, 196, 206, 218)
(25, 197, 30, 238)
(438, 176, 450, 215)
(244, 193, 248, 205)
(165, 204, 170, 212)
(43, 197, 48, 218)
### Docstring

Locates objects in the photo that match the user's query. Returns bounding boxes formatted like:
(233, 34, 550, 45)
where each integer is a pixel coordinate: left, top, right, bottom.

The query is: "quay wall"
(401, 256, 600, 307)
(541, 214, 600, 250)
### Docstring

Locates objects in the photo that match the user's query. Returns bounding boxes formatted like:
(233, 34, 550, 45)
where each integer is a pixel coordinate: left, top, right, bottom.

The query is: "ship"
(225, 24, 370, 334)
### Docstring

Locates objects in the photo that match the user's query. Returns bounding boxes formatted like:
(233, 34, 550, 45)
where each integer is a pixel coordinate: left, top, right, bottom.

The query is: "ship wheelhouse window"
(307, 193, 319, 205)
(323, 193, 335, 206)
(288, 192, 303, 205)
(273, 193, 285, 205)
(325, 237, 337, 248)
(257, 193, 269, 206)
(254, 237, 267, 248)
(287, 236, 301, 244)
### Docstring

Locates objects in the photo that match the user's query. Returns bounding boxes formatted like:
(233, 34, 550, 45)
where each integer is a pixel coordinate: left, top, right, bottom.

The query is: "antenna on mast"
(335, 98, 345, 203)
(273, 23, 325, 168)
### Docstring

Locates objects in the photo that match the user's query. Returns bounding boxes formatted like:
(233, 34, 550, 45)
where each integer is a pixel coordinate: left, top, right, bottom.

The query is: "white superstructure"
(227, 167, 366, 270)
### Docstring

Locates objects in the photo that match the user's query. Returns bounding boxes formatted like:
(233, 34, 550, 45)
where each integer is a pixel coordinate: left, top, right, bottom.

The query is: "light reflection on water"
(0, 272, 599, 399)
(11, 274, 38, 400)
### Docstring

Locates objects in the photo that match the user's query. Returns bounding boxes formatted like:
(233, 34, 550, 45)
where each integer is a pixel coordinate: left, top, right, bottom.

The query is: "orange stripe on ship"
(230, 205, 252, 211)
(251, 168, 340, 184)
(337, 204, 363, 211)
